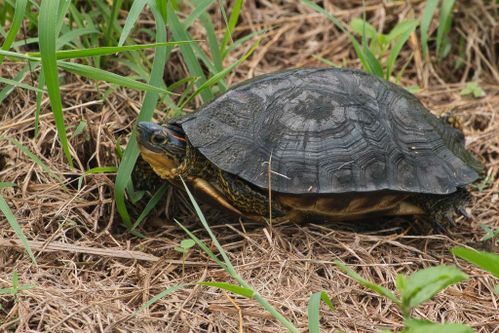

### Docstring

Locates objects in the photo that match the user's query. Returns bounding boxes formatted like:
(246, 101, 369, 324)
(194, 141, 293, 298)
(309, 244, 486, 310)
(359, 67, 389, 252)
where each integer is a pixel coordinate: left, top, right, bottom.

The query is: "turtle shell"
(176, 68, 481, 195)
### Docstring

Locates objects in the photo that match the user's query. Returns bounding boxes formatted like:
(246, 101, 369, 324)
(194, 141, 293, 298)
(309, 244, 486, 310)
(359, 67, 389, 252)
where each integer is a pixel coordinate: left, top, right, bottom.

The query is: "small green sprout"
(175, 239, 196, 273)
(0, 272, 34, 310)
(479, 224, 499, 244)
(460, 82, 485, 98)
(335, 261, 471, 331)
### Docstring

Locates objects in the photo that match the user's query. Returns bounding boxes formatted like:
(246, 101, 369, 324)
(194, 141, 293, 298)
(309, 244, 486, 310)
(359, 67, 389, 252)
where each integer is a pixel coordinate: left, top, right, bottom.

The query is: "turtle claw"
(457, 206, 472, 220)
(445, 214, 457, 227)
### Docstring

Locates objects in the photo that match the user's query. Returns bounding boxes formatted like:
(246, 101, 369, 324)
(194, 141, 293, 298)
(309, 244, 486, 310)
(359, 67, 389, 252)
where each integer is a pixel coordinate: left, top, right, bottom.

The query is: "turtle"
(136, 67, 482, 228)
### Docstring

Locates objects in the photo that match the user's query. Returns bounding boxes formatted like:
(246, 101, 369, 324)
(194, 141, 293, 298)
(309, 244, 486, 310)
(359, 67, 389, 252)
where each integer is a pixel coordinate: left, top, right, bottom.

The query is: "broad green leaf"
(350, 18, 378, 40)
(420, 0, 439, 58)
(452, 247, 499, 278)
(199, 281, 255, 298)
(39, 0, 73, 167)
(308, 291, 335, 333)
(386, 20, 419, 42)
(133, 283, 184, 315)
(334, 260, 400, 304)
(402, 265, 468, 312)
(404, 319, 474, 333)
(180, 239, 196, 249)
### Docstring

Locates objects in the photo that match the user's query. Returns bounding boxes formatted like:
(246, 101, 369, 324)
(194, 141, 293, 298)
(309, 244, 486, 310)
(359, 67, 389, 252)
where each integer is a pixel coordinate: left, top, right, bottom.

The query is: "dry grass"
(1, 1, 498, 332)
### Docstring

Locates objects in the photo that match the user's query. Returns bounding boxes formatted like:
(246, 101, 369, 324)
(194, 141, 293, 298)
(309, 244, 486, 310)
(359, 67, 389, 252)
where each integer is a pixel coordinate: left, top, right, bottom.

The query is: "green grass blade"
(130, 183, 168, 231)
(39, 0, 73, 167)
(184, 0, 215, 27)
(0, 76, 44, 93)
(436, 0, 456, 59)
(0, 137, 65, 183)
(0, 64, 31, 104)
(56, 27, 99, 49)
(220, 0, 243, 57)
(224, 27, 268, 55)
(178, 178, 299, 333)
(167, 2, 211, 102)
(34, 68, 45, 138)
(0, 49, 40, 61)
(385, 20, 418, 79)
(179, 178, 236, 271)
(55, 0, 71, 36)
(174, 220, 226, 268)
(118, 0, 147, 46)
(452, 247, 499, 278)
(0, 0, 27, 65)
(199, 13, 224, 76)
(0, 189, 37, 265)
(199, 281, 254, 298)
(0, 182, 17, 189)
(300, 0, 376, 74)
(104, 0, 122, 46)
(29, 41, 195, 59)
(308, 291, 335, 333)
(58, 61, 171, 95)
(84, 166, 118, 174)
(420, 0, 438, 59)
(133, 283, 184, 315)
(335, 260, 400, 304)
(115, 0, 169, 228)
(181, 39, 259, 108)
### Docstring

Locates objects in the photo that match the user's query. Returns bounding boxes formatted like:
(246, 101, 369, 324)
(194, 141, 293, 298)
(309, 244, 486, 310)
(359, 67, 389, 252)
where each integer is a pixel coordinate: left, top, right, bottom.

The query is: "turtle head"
(136, 121, 187, 180)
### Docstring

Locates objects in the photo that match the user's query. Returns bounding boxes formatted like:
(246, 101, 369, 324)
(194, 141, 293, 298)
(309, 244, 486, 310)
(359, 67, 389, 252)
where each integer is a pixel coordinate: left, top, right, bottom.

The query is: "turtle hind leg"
(216, 170, 286, 219)
(412, 187, 472, 232)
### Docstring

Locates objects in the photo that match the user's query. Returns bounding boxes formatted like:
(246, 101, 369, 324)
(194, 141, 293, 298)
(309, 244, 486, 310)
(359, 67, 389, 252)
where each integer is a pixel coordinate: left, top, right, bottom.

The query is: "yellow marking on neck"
(139, 147, 178, 180)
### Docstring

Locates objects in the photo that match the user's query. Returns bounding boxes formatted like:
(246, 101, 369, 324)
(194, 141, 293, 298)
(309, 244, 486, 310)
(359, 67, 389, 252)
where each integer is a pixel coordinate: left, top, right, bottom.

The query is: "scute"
(177, 68, 480, 195)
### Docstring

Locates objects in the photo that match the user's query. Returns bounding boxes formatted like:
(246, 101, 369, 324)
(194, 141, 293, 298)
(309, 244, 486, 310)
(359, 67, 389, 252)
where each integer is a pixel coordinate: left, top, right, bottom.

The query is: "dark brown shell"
(176, 68, 481, 194)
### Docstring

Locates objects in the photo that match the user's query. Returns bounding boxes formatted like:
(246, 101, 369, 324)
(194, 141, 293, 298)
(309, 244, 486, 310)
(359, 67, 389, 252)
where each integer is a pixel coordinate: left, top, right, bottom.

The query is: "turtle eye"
(150, 133, 168, 145)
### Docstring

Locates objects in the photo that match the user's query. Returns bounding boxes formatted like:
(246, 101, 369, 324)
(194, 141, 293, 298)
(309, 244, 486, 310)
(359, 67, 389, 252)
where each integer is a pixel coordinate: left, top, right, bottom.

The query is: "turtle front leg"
(216, 170, 286, 219)
(411, 187, 472, 232)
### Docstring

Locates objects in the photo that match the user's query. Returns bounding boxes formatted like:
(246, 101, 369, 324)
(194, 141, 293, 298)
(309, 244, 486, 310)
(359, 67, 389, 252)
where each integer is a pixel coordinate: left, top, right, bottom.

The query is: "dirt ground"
(1, 1, 498, 332)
